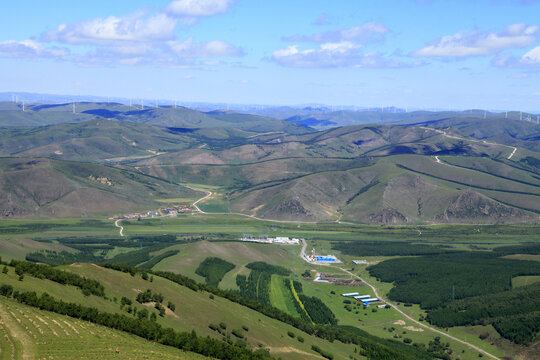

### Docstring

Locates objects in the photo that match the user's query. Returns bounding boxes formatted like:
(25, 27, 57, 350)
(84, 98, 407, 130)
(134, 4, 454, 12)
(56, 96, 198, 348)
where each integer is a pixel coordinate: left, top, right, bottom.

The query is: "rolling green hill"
(0, 157, 201, 218)
(0, 260, 418, 360)
(0, 103, 539, 224)
(0, 101, 313, 135)
(0, 297, 209, 359)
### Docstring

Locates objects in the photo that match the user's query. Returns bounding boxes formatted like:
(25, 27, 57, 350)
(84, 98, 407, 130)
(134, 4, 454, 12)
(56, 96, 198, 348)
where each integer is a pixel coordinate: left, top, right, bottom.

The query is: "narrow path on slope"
(421, 126, 517, 161)
(507, 146, 517, 160)
(114, 219, 124, 237)
(297, 239, 499, 359)
(180, 184, 213, 214)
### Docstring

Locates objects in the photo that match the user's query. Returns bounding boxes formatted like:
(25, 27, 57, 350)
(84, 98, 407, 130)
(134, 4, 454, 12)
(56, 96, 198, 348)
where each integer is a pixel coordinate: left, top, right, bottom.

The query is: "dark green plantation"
(195, 257, 235, 287)
(366, 244, 540, 346)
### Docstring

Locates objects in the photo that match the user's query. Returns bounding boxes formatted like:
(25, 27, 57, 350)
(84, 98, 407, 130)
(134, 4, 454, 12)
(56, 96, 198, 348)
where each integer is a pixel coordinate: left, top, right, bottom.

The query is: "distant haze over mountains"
(2, 92, 539, 119)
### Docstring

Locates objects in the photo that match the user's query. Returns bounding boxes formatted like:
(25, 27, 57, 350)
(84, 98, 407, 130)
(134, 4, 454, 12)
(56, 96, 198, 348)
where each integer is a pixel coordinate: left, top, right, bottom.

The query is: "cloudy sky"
(1, 0, 540, 110)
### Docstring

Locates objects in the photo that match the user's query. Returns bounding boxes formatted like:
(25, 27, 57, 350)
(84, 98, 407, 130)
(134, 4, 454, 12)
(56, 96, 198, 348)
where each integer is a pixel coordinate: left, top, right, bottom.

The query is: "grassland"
(1, 214, 539, 359)
(512, 275, 540, 287)
(0, 262, 357, 360)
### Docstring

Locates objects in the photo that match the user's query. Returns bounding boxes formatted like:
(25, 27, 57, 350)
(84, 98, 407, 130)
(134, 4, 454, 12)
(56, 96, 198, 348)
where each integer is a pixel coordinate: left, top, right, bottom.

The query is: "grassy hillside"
(0, 297, 208, 359)
(0, 157, 202, 218)
(0, 102, 313, 135)
(0, 262, 363, 360)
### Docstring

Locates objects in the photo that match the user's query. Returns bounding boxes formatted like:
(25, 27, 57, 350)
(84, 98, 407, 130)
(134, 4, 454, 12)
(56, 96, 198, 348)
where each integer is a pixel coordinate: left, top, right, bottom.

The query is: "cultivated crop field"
(0, 298, 208, 360)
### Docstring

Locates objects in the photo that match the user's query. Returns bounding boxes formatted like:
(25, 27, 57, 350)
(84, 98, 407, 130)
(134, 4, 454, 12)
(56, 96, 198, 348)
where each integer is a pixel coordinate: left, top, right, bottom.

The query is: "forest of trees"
(427, 283, 540, 345)
(236, 262, 291, 305)
(367, 252, 540, 309)
(244, 262, 290, 276)
(195, 257, 235, 287)
(331, 241, 450, 257)
(26, 235, 184, 266)
(9, 260, 105, 297)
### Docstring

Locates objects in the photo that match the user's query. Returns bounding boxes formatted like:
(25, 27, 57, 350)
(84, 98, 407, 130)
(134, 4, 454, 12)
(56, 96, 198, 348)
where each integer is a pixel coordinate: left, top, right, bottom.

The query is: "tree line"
(0, 286, 271, 360)
(331, 241, 450, 257)
(104, 263, 435, 360)
(367, 252, 540, 309)
(10, 260, 104, 297)
(195, 257, 235, 287)
(427, 283, 540, 345)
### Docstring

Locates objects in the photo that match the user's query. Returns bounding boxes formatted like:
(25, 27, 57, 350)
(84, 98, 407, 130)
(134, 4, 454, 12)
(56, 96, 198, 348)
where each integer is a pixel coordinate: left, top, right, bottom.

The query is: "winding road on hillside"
(190, 189, 213, 214)
(421, 126, 518, 162)
(298, 239, 499, 359)
(115, 219, 125, 237)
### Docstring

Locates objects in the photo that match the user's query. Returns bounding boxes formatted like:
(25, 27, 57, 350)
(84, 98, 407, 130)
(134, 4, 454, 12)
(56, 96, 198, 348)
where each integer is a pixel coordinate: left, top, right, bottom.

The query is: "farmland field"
(0, 297, 208, 360)
(268, 275, 300, 317)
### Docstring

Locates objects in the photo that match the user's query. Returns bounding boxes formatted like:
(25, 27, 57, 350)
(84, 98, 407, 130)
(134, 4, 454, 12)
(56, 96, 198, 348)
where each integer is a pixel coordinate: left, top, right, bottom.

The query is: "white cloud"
(166, 0, 233, 17)
(272, 42, 411, 68)
(522, 46, 540, 64)
(42, 12, 177, 45)
(283, 23, 388, 43)
(492, 45, 540, 67)
(412, 23, 539, 58)
(167, 38, 243, 57)
(5, 1, 240, 67)
(0, 39, 69, 58)
(532, 91, 540, 95)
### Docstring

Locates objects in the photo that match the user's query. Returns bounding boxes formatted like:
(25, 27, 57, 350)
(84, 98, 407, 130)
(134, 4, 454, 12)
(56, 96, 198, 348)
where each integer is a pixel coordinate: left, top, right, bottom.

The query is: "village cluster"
(108, 205, 192, 220)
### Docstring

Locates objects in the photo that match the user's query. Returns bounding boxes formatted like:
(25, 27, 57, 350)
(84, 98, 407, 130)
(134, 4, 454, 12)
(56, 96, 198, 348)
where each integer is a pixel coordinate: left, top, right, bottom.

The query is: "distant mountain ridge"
(0, 101, 538, 224)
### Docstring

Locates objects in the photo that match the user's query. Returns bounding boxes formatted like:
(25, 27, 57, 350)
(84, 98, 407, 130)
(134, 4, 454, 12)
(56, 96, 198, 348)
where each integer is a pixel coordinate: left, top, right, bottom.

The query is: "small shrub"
(403, 338, 412, 344)
(287, 331, 295, 338)
(232, 329, 244, 338)
(478, 332, 489, 340)
(219, 322, 227, 330)
(297, 336, 304, 343)
(242, 325, 249, 331)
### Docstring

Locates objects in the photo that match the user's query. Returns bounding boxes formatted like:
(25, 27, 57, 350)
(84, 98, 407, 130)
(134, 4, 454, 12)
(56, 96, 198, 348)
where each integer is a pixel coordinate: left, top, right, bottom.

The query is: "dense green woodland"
(368, 245, 540, 345)
(331, 241, 451, 256)
(26, 235, 186, 266)
(368, 252, 540, 309)
(10, 260, 104, 296)
(428, 283, 540, 345)
(195, 257, 235, 287)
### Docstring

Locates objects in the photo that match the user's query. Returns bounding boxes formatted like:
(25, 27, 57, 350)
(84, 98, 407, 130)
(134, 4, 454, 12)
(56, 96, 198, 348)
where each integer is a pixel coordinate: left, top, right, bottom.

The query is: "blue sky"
(1, 0, 540, 111)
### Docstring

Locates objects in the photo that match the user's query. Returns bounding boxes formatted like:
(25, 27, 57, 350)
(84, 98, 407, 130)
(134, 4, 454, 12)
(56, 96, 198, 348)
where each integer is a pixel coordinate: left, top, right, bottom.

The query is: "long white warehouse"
(362, 298, 379, 303)
(353, 295, 370, 300)
(341, 292, 360, 297)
